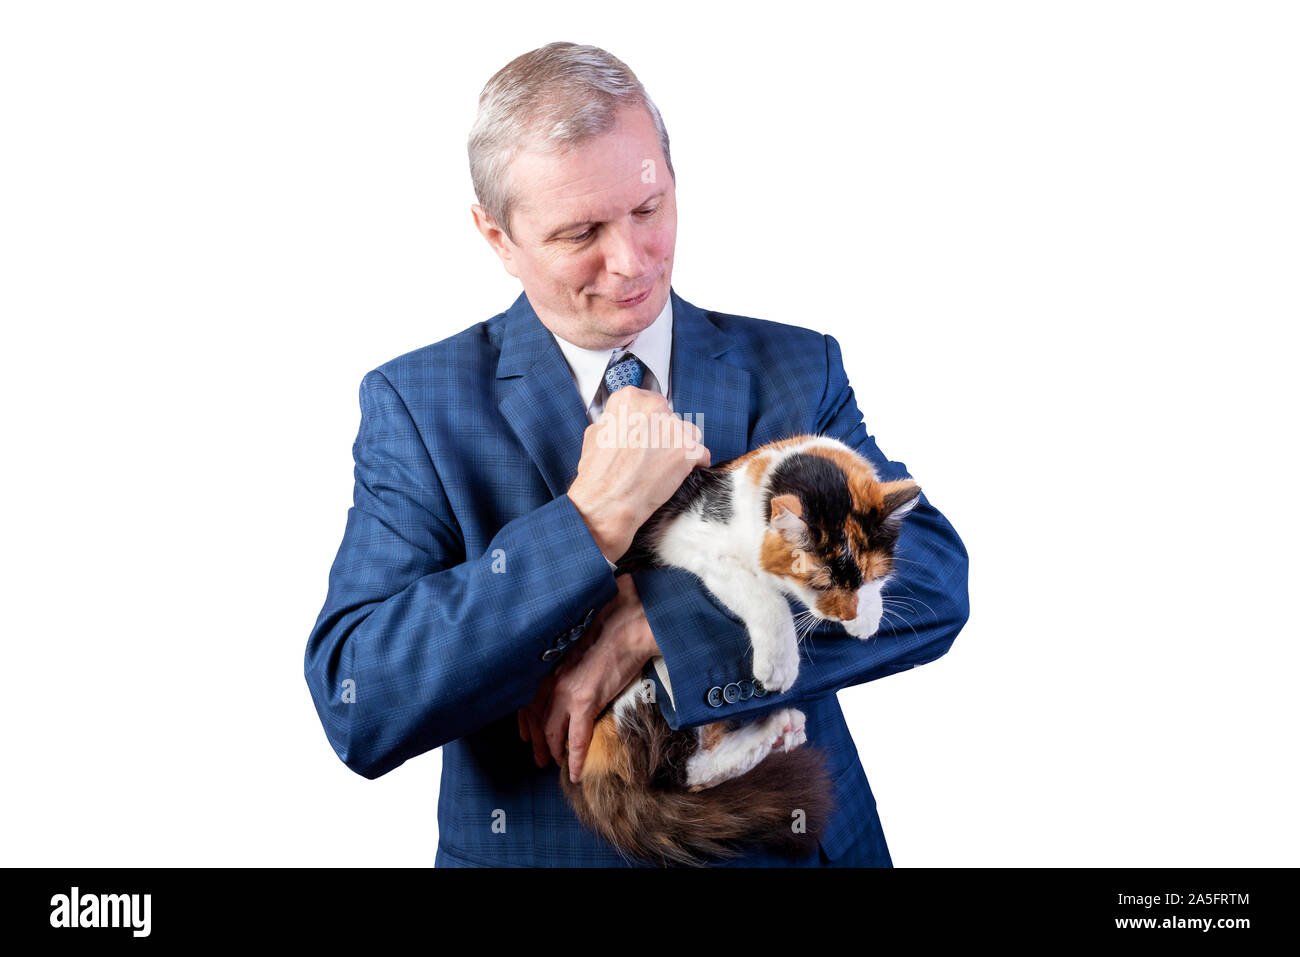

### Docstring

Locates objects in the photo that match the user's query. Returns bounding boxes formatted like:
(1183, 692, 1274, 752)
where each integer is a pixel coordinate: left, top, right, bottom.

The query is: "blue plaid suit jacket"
(304, 288, 970, 867)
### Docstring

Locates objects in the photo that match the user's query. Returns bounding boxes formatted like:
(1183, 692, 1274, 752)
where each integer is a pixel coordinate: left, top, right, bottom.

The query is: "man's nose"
(600, 220, 648, 277)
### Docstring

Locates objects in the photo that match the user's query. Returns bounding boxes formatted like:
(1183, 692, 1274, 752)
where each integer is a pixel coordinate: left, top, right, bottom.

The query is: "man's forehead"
(510, 107, 666, 227)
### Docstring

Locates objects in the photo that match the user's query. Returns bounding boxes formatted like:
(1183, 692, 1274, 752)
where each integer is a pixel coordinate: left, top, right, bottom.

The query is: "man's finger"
(524, 672, 557, 765)
(527, 709, 549, 768)
(544, 708, 569, 767)
(568, 711, 595, 785)
(525, 688, 552, 768)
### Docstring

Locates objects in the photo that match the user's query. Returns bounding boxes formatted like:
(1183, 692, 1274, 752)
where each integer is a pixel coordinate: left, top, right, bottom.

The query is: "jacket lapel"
(496, 292, 591, 499)
(495, 288, 753, 500)
(666, 289, 752, 469)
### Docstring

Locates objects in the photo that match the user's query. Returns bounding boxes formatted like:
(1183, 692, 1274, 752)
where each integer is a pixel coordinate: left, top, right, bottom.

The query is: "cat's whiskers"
(881, 597, 919, 615)
(886, 587, 937, 620)
(791, 609, 820, 646)
(879, 610, 916, 641)
(798, 610, 829, 651)
(800, 617, 821, 647)
(879, 601, 922, 641)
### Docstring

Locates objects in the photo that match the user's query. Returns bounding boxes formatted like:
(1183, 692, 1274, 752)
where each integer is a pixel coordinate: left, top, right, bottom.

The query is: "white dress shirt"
(546, 293, 678, 705)
(549, 294, 674, 423)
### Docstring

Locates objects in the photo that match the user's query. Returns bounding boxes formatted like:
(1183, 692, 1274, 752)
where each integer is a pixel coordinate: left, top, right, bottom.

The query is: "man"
(304, 42, 970, 867)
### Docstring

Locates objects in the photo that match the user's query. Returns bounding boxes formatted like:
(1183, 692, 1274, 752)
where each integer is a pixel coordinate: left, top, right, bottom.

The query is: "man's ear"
(471, 204, 520, 279)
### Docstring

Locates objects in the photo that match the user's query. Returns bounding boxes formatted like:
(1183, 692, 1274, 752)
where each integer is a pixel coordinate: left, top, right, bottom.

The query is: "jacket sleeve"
(634, 334, 970, 730)
(304, 370, 619, 778)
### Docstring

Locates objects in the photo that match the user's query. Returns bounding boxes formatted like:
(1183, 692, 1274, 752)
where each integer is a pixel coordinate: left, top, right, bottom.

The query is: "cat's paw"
(844, 587, 884, 640)
(752, 638, 800, 694)
(768, 708, 807, 752)
(685, 708, 809, 791)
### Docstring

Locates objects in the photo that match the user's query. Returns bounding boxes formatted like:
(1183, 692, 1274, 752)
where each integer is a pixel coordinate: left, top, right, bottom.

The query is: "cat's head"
(760, 444, 921, 638)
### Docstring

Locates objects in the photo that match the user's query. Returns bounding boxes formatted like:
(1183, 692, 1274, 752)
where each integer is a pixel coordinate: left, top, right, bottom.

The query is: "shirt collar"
(549, 293, 673, 414)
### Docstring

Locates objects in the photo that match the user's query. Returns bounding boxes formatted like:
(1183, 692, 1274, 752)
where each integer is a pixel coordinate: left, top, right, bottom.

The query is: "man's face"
(473, 104, 677, 351)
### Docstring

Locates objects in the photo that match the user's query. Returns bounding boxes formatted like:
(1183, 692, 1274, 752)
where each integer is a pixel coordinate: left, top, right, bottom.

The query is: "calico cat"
(558, 433, 922, 865)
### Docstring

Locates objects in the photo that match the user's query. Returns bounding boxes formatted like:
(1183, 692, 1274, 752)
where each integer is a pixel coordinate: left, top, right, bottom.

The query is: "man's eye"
(635, 206, 657, 217)
(566, 229, 594, 243)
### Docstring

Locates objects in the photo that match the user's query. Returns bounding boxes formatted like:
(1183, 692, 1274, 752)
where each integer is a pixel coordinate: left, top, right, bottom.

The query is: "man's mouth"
(613, 287, 651, 306)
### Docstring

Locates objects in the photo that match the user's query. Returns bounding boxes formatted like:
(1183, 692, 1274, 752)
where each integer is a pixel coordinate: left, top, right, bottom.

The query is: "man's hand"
(567, 387, 709, 564)
(517, 573, 661, 784)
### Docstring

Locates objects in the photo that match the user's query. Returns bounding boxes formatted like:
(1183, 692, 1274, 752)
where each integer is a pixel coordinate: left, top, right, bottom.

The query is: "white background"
(2, 1, 1296, 867)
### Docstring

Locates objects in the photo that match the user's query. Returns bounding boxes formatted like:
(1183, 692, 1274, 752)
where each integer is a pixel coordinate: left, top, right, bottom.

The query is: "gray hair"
(468, 41, 675, 242)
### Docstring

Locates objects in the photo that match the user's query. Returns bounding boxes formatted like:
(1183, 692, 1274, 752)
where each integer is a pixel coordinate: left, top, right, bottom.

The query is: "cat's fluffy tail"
(559, 699, 835, 866)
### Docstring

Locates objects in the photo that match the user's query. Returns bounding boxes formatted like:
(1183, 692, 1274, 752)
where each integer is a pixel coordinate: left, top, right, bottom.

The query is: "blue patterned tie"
(604, 352, 646, 394)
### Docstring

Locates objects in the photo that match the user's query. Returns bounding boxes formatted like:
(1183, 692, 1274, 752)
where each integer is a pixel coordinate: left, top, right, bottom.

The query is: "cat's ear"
(769, 493, 809, 544)
(879, 481, 922, 533)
